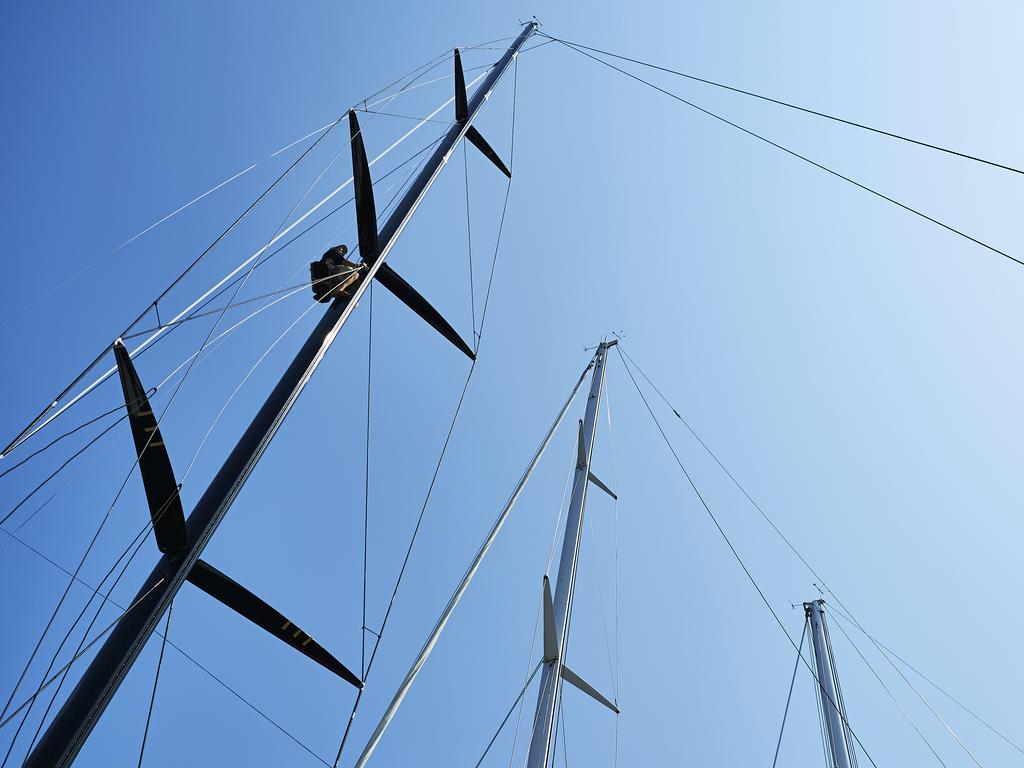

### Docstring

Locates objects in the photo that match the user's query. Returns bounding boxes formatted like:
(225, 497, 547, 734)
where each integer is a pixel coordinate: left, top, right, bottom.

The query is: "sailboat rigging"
(0, 14, 1021, 768)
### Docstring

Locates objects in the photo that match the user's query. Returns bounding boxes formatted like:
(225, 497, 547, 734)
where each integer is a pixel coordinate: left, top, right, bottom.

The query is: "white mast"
(525, 340, 619, 768)
(806, 599, 856, 768)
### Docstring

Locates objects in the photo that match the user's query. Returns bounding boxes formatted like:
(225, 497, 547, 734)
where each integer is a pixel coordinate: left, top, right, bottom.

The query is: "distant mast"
(805, 599, 856, 768)
(525, 340, 620, 768)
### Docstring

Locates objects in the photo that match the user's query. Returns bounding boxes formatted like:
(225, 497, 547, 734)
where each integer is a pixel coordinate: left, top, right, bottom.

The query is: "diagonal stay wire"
(474, 663, 543, 768)
(613, 345, 881, 768)
(332, 355, 480, 767)
(829, 608, 984, 767)
(0, 403, 130, 482)
(0, 576, 166, 732)
(771, 620, 807, 768)
(33, 120, 341, 307)
(361, 282, 373, 680)
(829, 604, 1024, 757)
(464, 141, 478, 342)
(828, 612, 953, 767)
(0, 412, 131, 529)
(1, 534, 330, 766)
(476, 56, 518, 351)
(615, 345, 831, 590)
(554, 39, 1024, 270)
(586, 511, 617, 702)
(540, 33, 1024, 177)
(135, 602, 172, 768)
(332, 55, 521, 767)
(604, 373, 621, 766)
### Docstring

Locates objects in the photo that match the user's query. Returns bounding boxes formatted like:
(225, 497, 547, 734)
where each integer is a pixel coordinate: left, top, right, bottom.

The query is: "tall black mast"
(26, 22, 535, 767)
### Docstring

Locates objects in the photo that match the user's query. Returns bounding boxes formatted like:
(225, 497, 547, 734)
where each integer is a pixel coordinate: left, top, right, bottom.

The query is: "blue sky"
(2, 2, 1023, 766)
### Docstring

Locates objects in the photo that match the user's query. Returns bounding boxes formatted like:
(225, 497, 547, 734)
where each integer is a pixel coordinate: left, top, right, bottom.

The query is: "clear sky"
(1, 2, 1023, 766)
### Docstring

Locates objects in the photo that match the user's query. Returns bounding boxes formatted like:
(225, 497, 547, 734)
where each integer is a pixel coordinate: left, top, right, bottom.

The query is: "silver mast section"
(350, 354, 598, 768)
(525, 340, 616, 768)
(806, 599, 856, 768)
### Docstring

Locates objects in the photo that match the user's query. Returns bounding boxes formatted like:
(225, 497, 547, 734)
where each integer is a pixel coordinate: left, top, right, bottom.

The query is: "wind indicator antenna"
(525, 339, 619, 768)
(805, 599, 858, 768)
(24, 22, 537, 768)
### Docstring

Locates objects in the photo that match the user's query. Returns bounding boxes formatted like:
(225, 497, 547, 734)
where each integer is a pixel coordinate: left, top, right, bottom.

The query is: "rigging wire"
(0, 402, 130, 482)
(135, 602, 173, 768)
(31, 48, 509, 458)
(0, 576, 167, 733)
(613, 345, 882, 768)
(2, 34, 520, 765)
(4, 36, 521, 765)
(9, 102, 372, 749)
(771, 619, 807, 768)
(355, 109, 451, 125)
(586, 508, 617, 704)
(361, 281, 374, 679)
(8, 37, 462, 434)
(1, 107, 345, 461)
(476, 55, 518, 351)
(1, 61, 493, 461)
(0, 413, 129, 529)
(0, 126, 448, 563)
(464, 141, 478, 343)
(332, 54, 522, 768)
(551, 38, 1024, 271)
(0, 418, 128, 553)
(34, 120, 340, 306)
(120, 133, 446, 343)
(333, 356, 480, 767)
(0, 409, 188, 762)
(4, 292, 322, 760)
(538, 33, 1024, 177)
(604, 372, 621, 766)
(828, 613, 953, 767)
(828, 606, 1024, 757)
(0, 537, 332, 766)
(473, 663, 543, 768)
(829, 608, 987, 767)
(614, 345, 1019, 760)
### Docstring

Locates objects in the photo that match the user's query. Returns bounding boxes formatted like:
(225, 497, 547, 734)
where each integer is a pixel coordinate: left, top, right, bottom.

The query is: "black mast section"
(26, 22, 535, 767)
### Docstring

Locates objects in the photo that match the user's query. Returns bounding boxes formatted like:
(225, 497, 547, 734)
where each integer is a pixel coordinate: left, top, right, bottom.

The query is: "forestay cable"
(554, 39, 1024, 271)
(540, 33, 1024, 177)
(614, 346, 882, 768)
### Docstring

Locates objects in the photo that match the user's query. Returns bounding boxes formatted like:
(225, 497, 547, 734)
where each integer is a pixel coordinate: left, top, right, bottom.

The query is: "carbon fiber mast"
(25, 22, 536, 768)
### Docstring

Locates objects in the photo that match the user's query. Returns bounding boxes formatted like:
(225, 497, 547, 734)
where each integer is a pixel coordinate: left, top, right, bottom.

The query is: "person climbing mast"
(310, 244, 364, 302)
